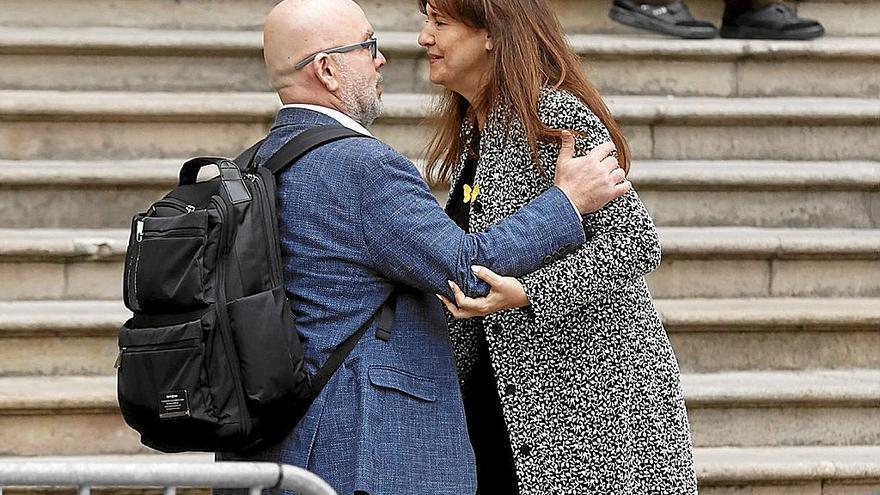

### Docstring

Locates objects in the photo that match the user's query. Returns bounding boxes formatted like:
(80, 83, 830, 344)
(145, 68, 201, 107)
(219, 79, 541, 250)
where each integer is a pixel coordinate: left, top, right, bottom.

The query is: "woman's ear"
(485, 34, 494, 51)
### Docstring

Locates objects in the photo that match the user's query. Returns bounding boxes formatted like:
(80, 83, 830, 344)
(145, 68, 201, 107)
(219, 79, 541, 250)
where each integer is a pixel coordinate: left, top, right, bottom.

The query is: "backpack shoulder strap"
(310, 290, 399, 395)
(256, 124, 390, 397)
(261, 125, 368, 175)
(233, 139, 265, 169)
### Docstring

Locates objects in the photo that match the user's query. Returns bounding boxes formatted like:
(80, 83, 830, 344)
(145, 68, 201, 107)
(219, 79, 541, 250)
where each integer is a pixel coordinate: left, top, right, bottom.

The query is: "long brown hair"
(418, 0, 630, 186)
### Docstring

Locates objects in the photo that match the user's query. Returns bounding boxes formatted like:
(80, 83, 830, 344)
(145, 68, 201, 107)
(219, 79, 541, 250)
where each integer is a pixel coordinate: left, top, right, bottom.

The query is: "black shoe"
(721, 2, 825, 40)
(609, 0, 718, 39)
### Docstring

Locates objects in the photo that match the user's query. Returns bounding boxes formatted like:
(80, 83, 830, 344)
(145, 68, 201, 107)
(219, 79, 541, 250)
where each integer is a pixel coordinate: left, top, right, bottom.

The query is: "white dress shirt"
(280, 103, 372, 137)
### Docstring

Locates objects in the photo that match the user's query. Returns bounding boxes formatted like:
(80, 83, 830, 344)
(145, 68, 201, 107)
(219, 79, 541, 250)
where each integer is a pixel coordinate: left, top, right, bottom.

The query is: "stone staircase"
(1, 0, 879, 493)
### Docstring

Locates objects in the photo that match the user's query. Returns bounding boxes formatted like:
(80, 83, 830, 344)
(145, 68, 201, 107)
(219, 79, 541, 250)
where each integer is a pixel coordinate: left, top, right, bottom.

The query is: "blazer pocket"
(368, 365, 437, 403)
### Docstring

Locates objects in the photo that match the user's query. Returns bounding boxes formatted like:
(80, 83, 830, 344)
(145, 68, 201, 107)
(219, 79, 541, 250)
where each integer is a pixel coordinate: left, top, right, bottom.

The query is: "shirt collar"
(280, 104, 373, 137)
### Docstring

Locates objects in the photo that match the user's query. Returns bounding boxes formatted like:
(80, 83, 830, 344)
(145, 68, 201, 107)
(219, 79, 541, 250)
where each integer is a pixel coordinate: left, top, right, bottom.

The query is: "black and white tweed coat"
(446, 89, 698, 494)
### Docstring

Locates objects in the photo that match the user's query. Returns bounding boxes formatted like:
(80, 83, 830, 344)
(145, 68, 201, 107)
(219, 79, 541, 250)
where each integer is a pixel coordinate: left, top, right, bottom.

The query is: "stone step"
(0, 376, 147, 456)
(0, 300, 126, 376)
(0, 227, 877, 300)
(0, 160, 178, 229)
(661, 297, 880, 372)
(1, 91, 878, 161)
(684, 370, 880, 447)
(0, 159, 444, 229)
(0, 229, 126, 301)
(0, 0, 874, 37)
(1, 448, 879, 494)
(3, 159, 877, 229)
(1, 371, 878, 455)
(3, 28, 879, 97)
(695, 446, 880, 494)
(1, 297, 877, 376)
(634, 161, 880, 228)
(650, 227, 880, 298)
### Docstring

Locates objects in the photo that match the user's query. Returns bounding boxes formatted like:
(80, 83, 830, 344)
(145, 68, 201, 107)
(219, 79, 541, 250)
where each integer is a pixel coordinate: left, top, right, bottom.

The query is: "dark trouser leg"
(724, 0, 776, 14)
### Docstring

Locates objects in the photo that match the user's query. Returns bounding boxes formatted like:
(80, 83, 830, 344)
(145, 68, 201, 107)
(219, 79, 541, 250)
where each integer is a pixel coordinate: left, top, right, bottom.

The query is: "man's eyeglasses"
(294, 36, 379, 70)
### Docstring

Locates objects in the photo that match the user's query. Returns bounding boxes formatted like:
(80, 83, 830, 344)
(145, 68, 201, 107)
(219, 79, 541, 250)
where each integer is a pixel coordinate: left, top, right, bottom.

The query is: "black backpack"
(116, 125, 396, 453)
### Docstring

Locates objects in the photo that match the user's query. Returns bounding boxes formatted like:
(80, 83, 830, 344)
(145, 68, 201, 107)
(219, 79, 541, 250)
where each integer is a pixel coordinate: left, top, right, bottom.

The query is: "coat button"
(472, 201, 483, 214)
(489, 323, 502, 335)
(519, 444, 532, 457)
(504, 384, 516, 396)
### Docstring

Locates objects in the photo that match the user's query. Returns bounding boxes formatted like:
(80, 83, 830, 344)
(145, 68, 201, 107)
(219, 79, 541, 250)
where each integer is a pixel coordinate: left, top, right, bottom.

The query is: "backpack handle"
(178, 158, 252, 204)
(178, 157, 228, 186)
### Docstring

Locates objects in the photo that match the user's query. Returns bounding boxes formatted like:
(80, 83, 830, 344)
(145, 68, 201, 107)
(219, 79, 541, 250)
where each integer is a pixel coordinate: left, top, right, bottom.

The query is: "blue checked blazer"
(228, 108, 585, 495)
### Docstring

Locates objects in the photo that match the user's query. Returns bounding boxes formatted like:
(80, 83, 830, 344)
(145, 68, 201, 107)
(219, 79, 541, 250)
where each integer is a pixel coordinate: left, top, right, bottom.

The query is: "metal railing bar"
(0, 462, 336, 495)
(164, 486, 177, 495)
(0, 462, 276, 487)
(78, 485, 90, 495)
(278, 465, 336, 495)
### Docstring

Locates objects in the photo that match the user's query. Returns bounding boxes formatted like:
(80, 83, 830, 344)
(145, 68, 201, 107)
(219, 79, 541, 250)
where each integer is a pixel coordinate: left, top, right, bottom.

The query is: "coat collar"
(271, 105, 372, 135)
(278, 104, 373, 136)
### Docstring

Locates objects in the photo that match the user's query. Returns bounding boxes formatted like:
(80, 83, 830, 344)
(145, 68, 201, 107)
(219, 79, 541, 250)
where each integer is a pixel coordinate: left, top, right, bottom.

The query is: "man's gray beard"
(334, 57, 383, 127)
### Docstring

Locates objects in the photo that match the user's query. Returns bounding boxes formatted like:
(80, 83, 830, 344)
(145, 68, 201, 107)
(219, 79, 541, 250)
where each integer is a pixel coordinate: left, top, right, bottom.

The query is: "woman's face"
(417, 3, 493, 101)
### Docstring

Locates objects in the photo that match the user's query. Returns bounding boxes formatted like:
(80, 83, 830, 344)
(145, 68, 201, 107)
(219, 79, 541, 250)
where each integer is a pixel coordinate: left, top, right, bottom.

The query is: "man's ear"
(313, 53, 340, 92)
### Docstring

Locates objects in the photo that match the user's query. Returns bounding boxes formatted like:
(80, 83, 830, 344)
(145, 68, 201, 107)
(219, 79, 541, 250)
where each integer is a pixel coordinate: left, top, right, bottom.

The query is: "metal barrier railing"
(0, 461, 336, 495)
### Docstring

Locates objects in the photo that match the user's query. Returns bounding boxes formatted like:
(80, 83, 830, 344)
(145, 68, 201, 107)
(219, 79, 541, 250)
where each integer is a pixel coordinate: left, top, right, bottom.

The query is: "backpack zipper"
(210, 195, 253, 436)
(246, 172, 283, 286)
(152, 198, 197, 214)
(141, 227, 204, 239)
(114, 338, 200, 369)
(125, 219, 146, 310)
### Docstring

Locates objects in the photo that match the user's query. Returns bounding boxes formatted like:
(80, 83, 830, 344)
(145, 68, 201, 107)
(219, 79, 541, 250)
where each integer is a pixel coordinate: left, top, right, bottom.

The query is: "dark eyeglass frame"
(294, 36, 378, 70)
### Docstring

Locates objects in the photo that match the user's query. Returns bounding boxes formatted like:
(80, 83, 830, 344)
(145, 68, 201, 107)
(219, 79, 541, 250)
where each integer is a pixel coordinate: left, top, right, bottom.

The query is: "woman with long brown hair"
(417, 0, 697, 492)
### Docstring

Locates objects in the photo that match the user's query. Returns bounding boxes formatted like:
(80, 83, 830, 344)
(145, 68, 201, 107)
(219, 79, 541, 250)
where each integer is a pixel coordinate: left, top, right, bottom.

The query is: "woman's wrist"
(508, 278, 530, 309)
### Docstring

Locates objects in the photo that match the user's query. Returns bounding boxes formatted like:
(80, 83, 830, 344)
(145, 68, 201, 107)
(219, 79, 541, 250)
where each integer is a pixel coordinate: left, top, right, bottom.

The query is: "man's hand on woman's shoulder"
(554, 131, 631, 214)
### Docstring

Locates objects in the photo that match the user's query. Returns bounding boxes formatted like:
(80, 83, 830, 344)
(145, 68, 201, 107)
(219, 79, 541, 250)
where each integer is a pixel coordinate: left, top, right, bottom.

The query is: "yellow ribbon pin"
(463, 184, 480, 204)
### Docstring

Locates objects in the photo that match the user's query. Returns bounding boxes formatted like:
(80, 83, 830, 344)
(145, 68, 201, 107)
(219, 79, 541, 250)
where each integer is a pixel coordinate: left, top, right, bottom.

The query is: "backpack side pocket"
(116, 312, 219, 451)
(124, 210, 211, 312)
(227, 286, 310, 407)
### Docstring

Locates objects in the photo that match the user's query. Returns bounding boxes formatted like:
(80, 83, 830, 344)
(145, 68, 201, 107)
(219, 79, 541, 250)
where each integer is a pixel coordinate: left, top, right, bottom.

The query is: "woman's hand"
(437, 266, 529, 319)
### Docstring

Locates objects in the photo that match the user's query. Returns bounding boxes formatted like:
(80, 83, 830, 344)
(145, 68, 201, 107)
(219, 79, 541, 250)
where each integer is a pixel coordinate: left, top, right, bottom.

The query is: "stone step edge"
(3, 160, 879, 190)
(657, 297, 880, 331)
(1, 91, 879, 125)
(2, 371, 880, 413)
(3, 227, 878, 262)
(658, 227, 880, 259)
(0, 300, 127, 337)
(3, 448, 880, 483)
(695, 446, 880, 483)
(1, 27, 878, 60)
(1, 298, 878, 337)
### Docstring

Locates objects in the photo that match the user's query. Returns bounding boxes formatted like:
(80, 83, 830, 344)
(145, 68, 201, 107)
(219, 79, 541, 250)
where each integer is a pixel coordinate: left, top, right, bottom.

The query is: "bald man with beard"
(217, 1, 630, 493)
